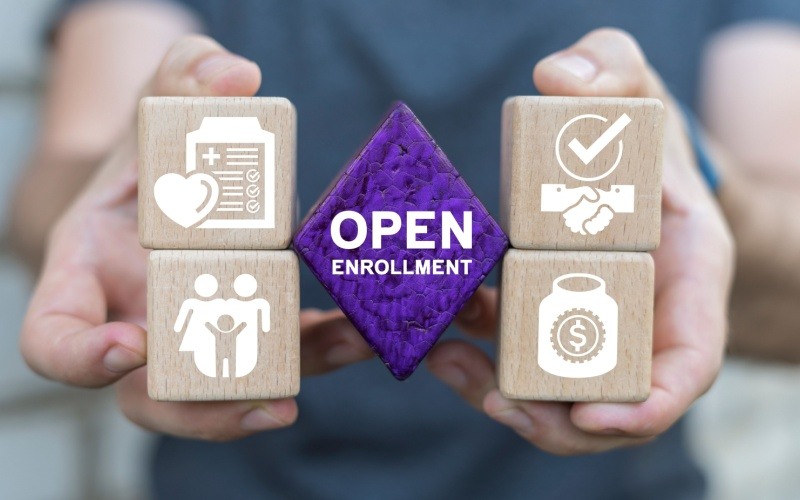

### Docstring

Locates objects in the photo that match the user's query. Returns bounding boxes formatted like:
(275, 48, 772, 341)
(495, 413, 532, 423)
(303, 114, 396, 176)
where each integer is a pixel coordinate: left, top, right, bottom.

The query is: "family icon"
(175, 273, 270, 378)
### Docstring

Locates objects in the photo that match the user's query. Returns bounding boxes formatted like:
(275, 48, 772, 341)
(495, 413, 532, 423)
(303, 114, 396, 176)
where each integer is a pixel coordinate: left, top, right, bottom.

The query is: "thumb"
(533, 28, 668, 102)
(19, 37, 264, 388)
(142, 34, 261, 98)
(79, 35, 263, 192)
(532, 28, 711, 210)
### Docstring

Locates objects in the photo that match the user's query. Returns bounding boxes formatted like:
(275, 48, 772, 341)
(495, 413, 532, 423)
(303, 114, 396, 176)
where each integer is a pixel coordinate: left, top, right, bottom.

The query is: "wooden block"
(293, 102, 508, 380)
(139, 97, 296, 249)
(147, 250, 299, 401)
(501, 96, 663, 251)
(498, 249, 653, 402)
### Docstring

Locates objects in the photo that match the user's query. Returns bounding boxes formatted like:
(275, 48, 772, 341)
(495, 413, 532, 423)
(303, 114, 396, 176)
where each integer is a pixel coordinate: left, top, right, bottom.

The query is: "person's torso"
(153, 1, 719, 498)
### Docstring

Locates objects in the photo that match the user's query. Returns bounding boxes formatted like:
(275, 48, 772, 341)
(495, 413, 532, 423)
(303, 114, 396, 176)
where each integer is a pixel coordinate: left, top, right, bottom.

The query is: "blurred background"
(0, 2, 151, 499)
(0, 1, 799, 499)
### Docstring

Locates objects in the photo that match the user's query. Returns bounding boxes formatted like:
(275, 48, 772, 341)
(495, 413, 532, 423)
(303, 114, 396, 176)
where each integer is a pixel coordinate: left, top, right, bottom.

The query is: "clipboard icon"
(154, 116, 276, 229)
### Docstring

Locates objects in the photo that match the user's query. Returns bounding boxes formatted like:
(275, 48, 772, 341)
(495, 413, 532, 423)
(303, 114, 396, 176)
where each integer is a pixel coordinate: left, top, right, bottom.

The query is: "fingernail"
(240, 406, 283, 431)
(429, 363, 467, 390)
(457, 300, 481, 323)
(194, 54, 252, 84)
(550, 53, 597, 82)
(103, 346, 145, 373)
(494, 407, 535, 433)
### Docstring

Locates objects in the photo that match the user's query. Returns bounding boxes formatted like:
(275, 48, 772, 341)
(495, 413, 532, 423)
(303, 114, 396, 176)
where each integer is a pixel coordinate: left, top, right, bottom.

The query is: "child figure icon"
(204, 315, 247, 378)
(175, 273, 270, 378)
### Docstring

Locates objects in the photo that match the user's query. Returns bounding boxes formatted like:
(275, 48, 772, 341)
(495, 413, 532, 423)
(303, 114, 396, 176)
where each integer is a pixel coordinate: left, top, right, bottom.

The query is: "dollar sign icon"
(551, 309, 605, 363)
(568, 320, 588, 353)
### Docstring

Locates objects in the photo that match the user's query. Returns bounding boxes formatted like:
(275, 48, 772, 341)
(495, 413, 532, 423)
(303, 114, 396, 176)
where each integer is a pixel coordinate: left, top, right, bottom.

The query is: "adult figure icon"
(175, 274, 227, 377)
(226, 273, 270, 378)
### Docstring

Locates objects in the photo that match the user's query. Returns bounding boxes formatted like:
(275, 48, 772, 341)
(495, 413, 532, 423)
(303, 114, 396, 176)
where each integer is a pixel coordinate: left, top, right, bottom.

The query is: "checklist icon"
(153, 117, 276, 229)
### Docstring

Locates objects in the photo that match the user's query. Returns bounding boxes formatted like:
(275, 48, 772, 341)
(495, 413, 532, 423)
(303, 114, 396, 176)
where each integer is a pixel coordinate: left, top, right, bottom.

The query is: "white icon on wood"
(541, 113, 635, 235)
(538, 273, 618, 378)
(541, 184, 634, 235)
(153, 117, 275, 229)
(175, 273, 270, 378)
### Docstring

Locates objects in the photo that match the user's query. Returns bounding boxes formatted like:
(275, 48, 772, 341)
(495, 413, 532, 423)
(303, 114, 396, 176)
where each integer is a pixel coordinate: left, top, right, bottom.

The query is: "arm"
(174, 301, 193, 332)
(259, 300, 271, 333)
(204, 322, 226, 336)
(8, 0, 199, 268)
(700, 22, 800, 362)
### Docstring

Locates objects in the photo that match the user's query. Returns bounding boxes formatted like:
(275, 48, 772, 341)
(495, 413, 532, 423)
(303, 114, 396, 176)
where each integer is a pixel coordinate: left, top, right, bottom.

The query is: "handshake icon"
(541, 184, 634, 236)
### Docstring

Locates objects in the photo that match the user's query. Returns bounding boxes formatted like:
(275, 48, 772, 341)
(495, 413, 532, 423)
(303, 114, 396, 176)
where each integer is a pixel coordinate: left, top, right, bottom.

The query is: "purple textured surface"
(293, 102, 508, 379)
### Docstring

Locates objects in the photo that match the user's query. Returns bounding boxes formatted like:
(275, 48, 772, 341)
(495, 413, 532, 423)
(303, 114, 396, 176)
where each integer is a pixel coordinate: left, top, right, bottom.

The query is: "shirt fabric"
(55, 1, 800, 498)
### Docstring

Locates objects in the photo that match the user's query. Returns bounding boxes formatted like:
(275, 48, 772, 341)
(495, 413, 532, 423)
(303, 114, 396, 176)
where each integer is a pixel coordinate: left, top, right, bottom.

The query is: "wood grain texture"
(500, 96, 663, 251)
(498, 250, 653, 402)
(139, 97, 296, 249)
(148, 250, 300, 401)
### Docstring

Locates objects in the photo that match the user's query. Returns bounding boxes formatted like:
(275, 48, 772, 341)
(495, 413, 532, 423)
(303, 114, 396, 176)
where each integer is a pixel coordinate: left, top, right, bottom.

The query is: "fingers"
(527, 28, 732, 447)
(20, 245, 147, 387)
(483, 391, 650, 455)
(569, 352, 709, 439)
(571, 266, 728, 438)
(21, 318, 146, 388)
(94, 35, 262, 184)
(112, 308, 361, 441)
(141, 34, 261, 98)
(116, 368, 297, 441)
(299, 309, 374, 375)
(427, 341, 650, 455)
(534, 27, 666, 101)
(20, 34, 264, 389)
(454, 286, 499, 339)
(427, 340, 498, 410)
(533, 28, 717, 208)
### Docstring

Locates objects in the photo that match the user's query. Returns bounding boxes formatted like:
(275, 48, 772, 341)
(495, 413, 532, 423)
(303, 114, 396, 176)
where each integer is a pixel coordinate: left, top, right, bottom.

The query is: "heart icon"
(154, 173, 219, 228)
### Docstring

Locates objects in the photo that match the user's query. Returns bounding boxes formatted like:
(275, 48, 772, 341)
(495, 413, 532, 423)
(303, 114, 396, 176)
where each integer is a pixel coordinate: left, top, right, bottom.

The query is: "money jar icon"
(537, 273, 618, 378)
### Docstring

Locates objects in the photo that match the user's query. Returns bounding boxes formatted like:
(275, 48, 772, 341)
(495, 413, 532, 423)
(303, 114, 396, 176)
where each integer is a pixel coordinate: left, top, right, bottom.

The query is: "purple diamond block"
(293, 102, 509, 380)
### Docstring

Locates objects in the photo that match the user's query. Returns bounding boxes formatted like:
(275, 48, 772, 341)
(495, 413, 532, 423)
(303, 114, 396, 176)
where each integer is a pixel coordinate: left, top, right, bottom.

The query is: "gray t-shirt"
(57, 1, 800, 498)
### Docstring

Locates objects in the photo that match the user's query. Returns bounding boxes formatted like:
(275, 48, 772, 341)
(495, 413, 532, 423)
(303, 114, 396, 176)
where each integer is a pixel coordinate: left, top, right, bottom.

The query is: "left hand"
(427, 28, 734, 455)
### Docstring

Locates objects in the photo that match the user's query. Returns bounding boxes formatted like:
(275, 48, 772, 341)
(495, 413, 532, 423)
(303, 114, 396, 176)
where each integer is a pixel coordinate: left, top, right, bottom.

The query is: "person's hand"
(428, 28, 734, 455)
(19, 35, 371, 441)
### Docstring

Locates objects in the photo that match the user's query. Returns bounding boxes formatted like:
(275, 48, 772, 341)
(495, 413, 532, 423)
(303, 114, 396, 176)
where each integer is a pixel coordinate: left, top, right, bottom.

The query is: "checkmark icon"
(246, 169, 261, 183)
(246, 199, 261, 214)
(246, 185, 260, 197)
(568, 113, 631, 165)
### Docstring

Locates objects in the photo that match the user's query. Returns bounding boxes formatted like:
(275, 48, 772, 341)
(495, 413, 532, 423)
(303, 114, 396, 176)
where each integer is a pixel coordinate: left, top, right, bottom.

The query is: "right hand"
(19, 35, 373, 441)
